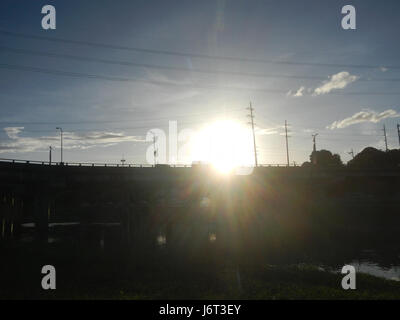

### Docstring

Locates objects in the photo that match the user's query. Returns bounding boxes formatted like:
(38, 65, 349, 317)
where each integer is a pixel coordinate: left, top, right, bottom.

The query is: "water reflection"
(15, 222, 400, 282)
(321, 249, 400, 282)
(209, 233, 216, 242)
(157, 234, 167, 246)
(348, 260, 400, 281)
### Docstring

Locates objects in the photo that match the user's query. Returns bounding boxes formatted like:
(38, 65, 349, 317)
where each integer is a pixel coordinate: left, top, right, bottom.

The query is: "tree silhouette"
(302, 149, 343, 167)
(348, 147, 400, 168)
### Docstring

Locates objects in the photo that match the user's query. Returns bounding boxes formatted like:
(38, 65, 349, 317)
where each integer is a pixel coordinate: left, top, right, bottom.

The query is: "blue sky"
(0, 0, 399, 165)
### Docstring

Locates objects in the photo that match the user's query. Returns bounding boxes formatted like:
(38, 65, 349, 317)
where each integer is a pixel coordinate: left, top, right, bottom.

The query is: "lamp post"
(49, 146, 53, 165)
(56, 127, 63, 164)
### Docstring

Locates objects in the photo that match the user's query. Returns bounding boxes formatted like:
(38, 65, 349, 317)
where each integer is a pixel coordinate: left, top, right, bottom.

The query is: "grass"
(1, 244, 400, 300)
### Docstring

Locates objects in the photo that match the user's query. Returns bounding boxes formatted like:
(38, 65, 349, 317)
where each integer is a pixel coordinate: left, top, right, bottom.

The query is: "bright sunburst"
(190, 120, 254, 174)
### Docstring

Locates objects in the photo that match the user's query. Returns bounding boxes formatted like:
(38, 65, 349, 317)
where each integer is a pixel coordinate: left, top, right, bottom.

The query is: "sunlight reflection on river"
(19, 223, 400, 281)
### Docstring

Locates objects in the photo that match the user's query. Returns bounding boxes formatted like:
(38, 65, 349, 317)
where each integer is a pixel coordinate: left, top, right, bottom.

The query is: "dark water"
(330, 250, 400, 281)
(344, 259, 400, 281)
(19, 222, 400, 282)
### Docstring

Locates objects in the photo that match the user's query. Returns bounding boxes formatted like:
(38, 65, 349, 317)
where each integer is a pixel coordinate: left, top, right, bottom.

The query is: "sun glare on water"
(190, 120, 254, 174)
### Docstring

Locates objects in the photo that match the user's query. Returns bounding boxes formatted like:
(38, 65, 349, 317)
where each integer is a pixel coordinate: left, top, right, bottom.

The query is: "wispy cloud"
(287, 71, 359, 97)
(0, 127, 145, 153)
(287, 86, 305, 97)
(128, 71, 200, 108)
(327, 109, 400, 129)
(313, 71, 359, 95)
(4, 127, 24, 139)
(255, 125, 282, 136)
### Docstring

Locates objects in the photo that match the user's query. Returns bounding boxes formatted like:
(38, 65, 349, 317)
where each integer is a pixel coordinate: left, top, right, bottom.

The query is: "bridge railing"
(0, 158, 155, 167)
(0, 158, 293, 168)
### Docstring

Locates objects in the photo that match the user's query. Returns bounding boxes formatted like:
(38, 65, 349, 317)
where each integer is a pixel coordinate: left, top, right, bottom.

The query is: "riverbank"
(1, 247, 400, 300)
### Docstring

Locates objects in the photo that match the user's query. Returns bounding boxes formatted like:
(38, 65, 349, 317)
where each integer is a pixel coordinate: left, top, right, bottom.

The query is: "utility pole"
(312, 133, 318, 152)
(246, 102, 258, 167)
(311, 133, 318, 164)
(49, 146, 53, 165)
(151, 132, 157, 166)
(284, 120, 290, 167)
(397, 123, 400, 147)
(383, 124, 388, 152)
(56, 127, 63, 164)
(121, 154, 126, 166)
(348, 149, 354, 159)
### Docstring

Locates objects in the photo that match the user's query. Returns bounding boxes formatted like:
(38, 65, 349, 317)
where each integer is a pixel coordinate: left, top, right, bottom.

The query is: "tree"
(347, 147, 400, 168)
(308, 149, 343, 167)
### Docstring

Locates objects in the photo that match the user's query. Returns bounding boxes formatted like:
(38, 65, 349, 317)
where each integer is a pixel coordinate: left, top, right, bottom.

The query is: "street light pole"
(56, 127, 63, 164)
(49, 146, 53, 165)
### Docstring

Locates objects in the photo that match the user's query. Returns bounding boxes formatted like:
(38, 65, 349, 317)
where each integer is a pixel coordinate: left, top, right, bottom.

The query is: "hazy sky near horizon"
(0, 0, 399, 165)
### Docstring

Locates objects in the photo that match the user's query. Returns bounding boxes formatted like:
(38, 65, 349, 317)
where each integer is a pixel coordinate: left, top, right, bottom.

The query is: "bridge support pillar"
(34, 195, 49, 245)
(0, 198, 5, 242)
(0, 195, 22, 241)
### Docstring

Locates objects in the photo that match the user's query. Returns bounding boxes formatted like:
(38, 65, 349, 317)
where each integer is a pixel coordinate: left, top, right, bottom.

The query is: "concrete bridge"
(0, 159, 399, 251)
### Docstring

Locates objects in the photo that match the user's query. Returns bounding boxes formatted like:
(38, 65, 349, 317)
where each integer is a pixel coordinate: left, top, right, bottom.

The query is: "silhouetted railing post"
(34, 193, 49, 245)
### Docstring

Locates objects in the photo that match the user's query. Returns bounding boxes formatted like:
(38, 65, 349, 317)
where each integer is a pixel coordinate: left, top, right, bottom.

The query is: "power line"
(0, 63, 286, 94)
(0, 46, 326, 81)
(1, 63, 399, 96)
(2, 46, 400, 83)
(0, 107, 243, 126)
(1, 30, 400, 70)
(9, 116, 245, 134)
(247, 103, 258, 167)
(2, 115, 392, 146)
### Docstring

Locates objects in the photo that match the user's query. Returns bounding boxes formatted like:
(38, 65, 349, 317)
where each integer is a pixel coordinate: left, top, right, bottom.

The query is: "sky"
(0, 0, 399, 166)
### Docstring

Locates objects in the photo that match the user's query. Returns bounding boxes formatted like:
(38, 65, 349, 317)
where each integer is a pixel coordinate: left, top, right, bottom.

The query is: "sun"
(190, 119, 254, 174)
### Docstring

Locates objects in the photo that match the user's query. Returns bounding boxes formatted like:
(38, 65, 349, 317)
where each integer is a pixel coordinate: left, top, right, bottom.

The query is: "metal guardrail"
(0, 158, 160, 167)
(0, 158, 293, 168)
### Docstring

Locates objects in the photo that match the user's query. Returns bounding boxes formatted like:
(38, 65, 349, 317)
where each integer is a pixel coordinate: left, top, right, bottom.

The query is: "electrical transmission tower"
(383, 124, 388, 151)
(284, 120, 290, 166)
(312, 133, 318, 152)
(246, 102, 258, 167)
(397, 123, 400, 147)
(311, 133, 318, 164)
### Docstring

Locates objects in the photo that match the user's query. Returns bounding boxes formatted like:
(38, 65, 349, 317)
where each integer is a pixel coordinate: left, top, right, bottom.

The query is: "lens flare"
(190, 120, 254, 174)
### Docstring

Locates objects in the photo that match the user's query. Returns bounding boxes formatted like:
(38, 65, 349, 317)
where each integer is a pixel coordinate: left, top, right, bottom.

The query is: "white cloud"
(287, 86, 305, 97)
(255, 125, 282, 135)
(327, 109, 400, 129)
(286, 71, 358, 98)
(0, 127, 145, 153)
(4, 127, 24, 139)
(313, 71, 359, 95)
